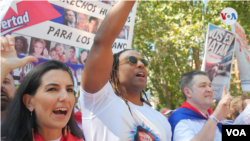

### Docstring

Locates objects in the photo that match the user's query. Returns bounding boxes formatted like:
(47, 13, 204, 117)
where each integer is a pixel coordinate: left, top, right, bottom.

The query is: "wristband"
(210, 115, 220, 123)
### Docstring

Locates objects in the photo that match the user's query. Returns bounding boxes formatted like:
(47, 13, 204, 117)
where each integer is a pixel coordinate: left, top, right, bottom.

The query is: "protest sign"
(201, 23, 236, 100)
(231, 22, 250, 92)
(1, 0, 138, 89)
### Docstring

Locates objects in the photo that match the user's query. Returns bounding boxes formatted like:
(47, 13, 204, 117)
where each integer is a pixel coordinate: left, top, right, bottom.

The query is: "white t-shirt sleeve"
(173, 120, 196, 141)
(80, 81, 117, 118)
(234, 103, 250, 125)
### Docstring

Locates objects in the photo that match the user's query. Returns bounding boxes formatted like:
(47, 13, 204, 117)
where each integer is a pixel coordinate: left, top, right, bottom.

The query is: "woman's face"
(33, 42, 44, 55)
(32, 70, 75, 130)
(80, 51, 88, 65)
(70, 48, 75, 58)
(51, 50, 59, 60)
(56, 45, 63, 56)
(15, 39, 24, 50)
(78, 14, 87, 25)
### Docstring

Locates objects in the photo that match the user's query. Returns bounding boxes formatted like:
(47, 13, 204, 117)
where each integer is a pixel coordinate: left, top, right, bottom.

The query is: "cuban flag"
(168, 102, 222, 141)
(1, 0, 61, 35)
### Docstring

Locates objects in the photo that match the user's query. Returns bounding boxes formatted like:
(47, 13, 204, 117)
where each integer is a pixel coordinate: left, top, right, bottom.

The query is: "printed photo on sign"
(49, 42, 64, 62)
(76, 13, 88, 31)
(63, 9, 77, 28)
(201, 23, 235, 99)
(29, 37, 51, 60)
(87, 16, 102, 34)
(66, 46, 78, 65)
(11, 33, 31, 56)
(117, 26, 130, 40)
(78, 48, 89, 65)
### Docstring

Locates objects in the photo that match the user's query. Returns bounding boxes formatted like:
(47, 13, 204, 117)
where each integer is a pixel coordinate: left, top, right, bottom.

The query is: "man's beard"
(1, 89, 11, 111)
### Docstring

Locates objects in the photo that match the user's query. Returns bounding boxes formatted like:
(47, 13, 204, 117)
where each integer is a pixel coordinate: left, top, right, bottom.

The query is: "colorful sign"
(1, 0, 138, 88)
(231, 22, 250, 92)
(201, 23, 236, 100)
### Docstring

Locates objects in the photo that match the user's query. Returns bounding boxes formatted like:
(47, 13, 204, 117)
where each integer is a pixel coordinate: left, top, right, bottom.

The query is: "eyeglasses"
(119, 56, 148, 67)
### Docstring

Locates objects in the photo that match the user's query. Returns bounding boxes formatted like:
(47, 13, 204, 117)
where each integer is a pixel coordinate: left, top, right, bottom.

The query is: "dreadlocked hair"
(109, 49, 152, 115)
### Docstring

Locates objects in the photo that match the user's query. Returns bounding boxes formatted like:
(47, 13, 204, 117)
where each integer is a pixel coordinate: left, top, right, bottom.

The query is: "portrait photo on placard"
(11, 33, 31, 56)
(78, 48, 89, 65)
(29, 37, 50, 60)
(87, 16, 102, 34)
(65, 46, 78, 65)
(117, 26, 130, 40)
(49, 42, 67, 62)
(63, 9, 77, 28)
(76, 13, 88, 31)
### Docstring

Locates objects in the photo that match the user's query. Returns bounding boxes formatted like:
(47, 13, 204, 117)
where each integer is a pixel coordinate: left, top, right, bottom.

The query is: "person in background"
(226, 95, 250, 124)
(168, 70, 234, 141)
(1, 73, 16, 121)
(161, 108, 173, 119)
(1, 35, 83, 141)
(80, 1, 172, 141)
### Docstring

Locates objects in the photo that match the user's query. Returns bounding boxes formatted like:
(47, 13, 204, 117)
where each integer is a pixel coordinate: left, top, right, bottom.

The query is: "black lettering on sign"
(60, 0, 97, 12)
(76, 35, 90, 45)
(222, 125, 249, 140)
(47, 26, 72, 40)
(127, 16, 130, 23)
(207, 29, 234, 57)
(99, 8, 108, 15)
(112, 42, 127, 49)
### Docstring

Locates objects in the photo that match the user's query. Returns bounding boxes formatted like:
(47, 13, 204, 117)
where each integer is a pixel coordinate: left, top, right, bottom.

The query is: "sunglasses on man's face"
(119, 56, 148, 67)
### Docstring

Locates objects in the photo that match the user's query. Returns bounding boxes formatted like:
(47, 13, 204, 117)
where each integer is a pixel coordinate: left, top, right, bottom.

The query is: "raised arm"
(81, 1, 135, 93)
(1, 35, 38, 85)
(190, 87, 234, 141)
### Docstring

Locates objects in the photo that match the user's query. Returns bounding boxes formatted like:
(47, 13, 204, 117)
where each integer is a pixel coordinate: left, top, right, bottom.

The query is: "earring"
(31, 111, 35, 141)
(68, 125, 71, 134)
(32, 128, 35, 141)
(64, 126, 67, 138)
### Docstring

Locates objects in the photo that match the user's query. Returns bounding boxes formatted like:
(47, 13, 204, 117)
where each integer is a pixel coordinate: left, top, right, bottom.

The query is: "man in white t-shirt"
(80, 1, 171, 141)
(168, 70, 235, 141)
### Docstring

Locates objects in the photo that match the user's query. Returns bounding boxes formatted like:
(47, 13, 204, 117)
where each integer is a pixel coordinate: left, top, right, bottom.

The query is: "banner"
(11, 54, 84, 89)
(231, 22, 250, 92)
(201, 23, 236, 100)
(1, 0, 138, 88)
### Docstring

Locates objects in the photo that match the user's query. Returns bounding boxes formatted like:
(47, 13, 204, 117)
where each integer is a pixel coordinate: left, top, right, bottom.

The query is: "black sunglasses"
(119, 56, 148, 67)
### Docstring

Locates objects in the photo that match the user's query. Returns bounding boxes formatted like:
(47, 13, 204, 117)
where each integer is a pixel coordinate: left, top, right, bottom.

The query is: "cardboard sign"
(201, 23, 236, 100)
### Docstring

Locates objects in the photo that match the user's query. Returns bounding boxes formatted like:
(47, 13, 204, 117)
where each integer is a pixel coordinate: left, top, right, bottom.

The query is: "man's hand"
(213, 86, 235, 121)
(1, 35, 38, 73)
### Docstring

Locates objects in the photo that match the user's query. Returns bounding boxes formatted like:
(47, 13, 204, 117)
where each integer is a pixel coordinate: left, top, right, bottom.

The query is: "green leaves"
(133, 1, 250, 110)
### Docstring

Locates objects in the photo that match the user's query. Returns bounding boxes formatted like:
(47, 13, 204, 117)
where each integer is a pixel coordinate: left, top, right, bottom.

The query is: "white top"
(173, 119, 221, 141)
(80, 82, 172, 141)
(234, 103, 250, 125)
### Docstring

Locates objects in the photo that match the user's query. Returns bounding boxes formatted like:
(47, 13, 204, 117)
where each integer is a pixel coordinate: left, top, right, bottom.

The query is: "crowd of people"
(1, 1, 250, 141)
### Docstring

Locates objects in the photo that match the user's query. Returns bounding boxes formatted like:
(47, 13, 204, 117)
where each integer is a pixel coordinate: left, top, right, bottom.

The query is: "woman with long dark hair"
(78, 49, 88, 65)
(1, 35, 83, 141)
